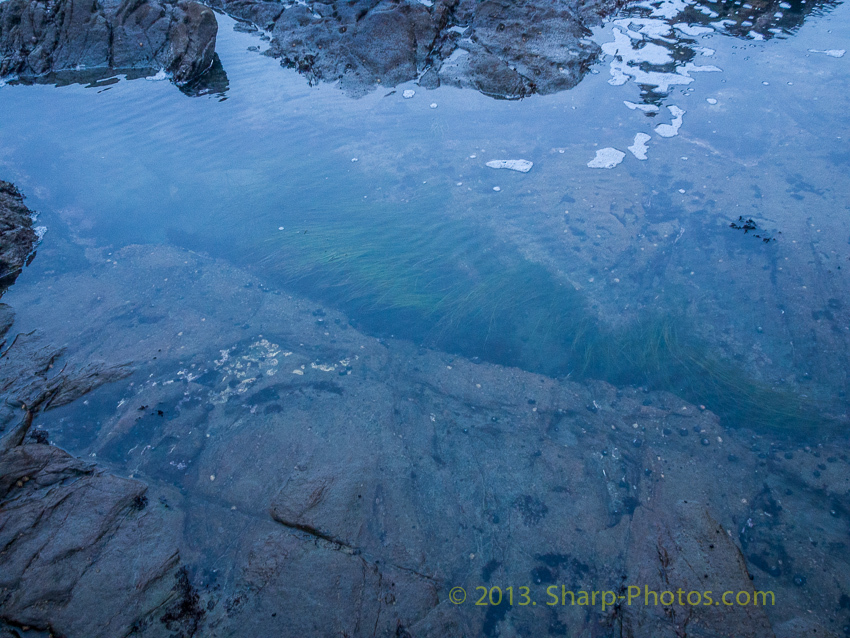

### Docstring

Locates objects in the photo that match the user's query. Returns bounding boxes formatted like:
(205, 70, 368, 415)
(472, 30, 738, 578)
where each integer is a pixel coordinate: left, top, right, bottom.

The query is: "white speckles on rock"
(628, 133, 651, 160)
(588, 148, 625, 169)
(654, 105, 685, 138)
(485, 159, 533, 173)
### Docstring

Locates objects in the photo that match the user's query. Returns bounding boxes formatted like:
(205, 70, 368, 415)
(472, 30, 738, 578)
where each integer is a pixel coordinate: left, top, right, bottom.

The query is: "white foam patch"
(603, 28, 673, 65)
(675, 24, 714, 36)
(486, 159, 534, 173)
(628, 133, 651, 160)
(706, 97, 717, 104)
(808, 49, 846, 58)
(614, 17, 675, 41)
(635, 0, 692, 19)
(145, 69, 170, 81)
(678, 62, 723, 75)
(402, 89, 416, 98)
(711, 19, 737, 29)
(34, 226, 48, 241)
(610, 60, 694, 91)
(693, 46, 715, 56)
(588, 148, 626, 169)
(654, 105, 685, 137)
(624, 100, 660, 113)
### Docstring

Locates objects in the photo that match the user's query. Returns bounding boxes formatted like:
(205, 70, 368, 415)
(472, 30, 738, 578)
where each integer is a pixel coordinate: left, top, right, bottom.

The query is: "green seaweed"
(243, 199, 834, 434)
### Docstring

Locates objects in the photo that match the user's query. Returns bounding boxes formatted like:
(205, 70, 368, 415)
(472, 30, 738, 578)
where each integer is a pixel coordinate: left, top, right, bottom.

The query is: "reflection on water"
(0, 0, 848, 435)
(2, 53, 231, 98)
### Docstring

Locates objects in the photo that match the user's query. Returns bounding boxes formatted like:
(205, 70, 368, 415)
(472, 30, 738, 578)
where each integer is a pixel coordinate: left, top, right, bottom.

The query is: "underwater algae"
(250, 199, 831, 433)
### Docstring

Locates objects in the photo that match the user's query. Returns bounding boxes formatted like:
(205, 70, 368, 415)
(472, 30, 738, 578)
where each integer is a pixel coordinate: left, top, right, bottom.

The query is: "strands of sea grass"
(250, 204, 835, 434)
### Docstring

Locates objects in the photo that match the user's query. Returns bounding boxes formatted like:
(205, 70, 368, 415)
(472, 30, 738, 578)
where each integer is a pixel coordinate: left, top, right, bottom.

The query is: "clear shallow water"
(1, 0, 849, 433)
(3, 3, 850, 634)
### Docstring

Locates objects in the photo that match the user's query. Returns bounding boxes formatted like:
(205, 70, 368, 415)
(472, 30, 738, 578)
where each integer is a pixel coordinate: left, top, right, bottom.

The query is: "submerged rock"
(0, 0, 218, 86)
(1, 244, 846, 636)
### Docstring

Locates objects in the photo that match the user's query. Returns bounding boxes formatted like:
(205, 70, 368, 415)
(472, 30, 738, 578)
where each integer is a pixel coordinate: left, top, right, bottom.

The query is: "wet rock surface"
(0, 241, 846, 636)
(211, 0, 626, 98)
(0, 0, 218, 85)
(0, 182, 38, 296)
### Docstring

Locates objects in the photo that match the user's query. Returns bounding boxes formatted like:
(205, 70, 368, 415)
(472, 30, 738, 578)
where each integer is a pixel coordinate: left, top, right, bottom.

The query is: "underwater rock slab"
(2, 244, 849, 636)
(621, 501, 775, 637)
(0, 0, 218, 86)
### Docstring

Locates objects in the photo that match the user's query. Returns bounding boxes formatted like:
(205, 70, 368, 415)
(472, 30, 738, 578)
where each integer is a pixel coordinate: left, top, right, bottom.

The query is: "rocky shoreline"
(2, 0, 835, 99)
(207, 0, 628, 98)
(0, 0, 218, 86)
(0, 0, 628, 98)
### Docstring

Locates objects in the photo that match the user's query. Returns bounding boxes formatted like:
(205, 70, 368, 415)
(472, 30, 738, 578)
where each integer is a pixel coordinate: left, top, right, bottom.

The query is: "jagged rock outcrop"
(0, 442, 186, 638)
(0, 0, 218, 85)
(209, 0, 629, 98)
(0, 181, 38, 296)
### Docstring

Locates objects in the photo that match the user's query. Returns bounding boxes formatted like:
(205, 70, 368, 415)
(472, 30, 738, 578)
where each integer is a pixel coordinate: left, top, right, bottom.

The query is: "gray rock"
(0, 181, 38, 296)
(0, 443, 186, 638)
(0, 0, 218, 85)
(222, 0, 615, 98)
